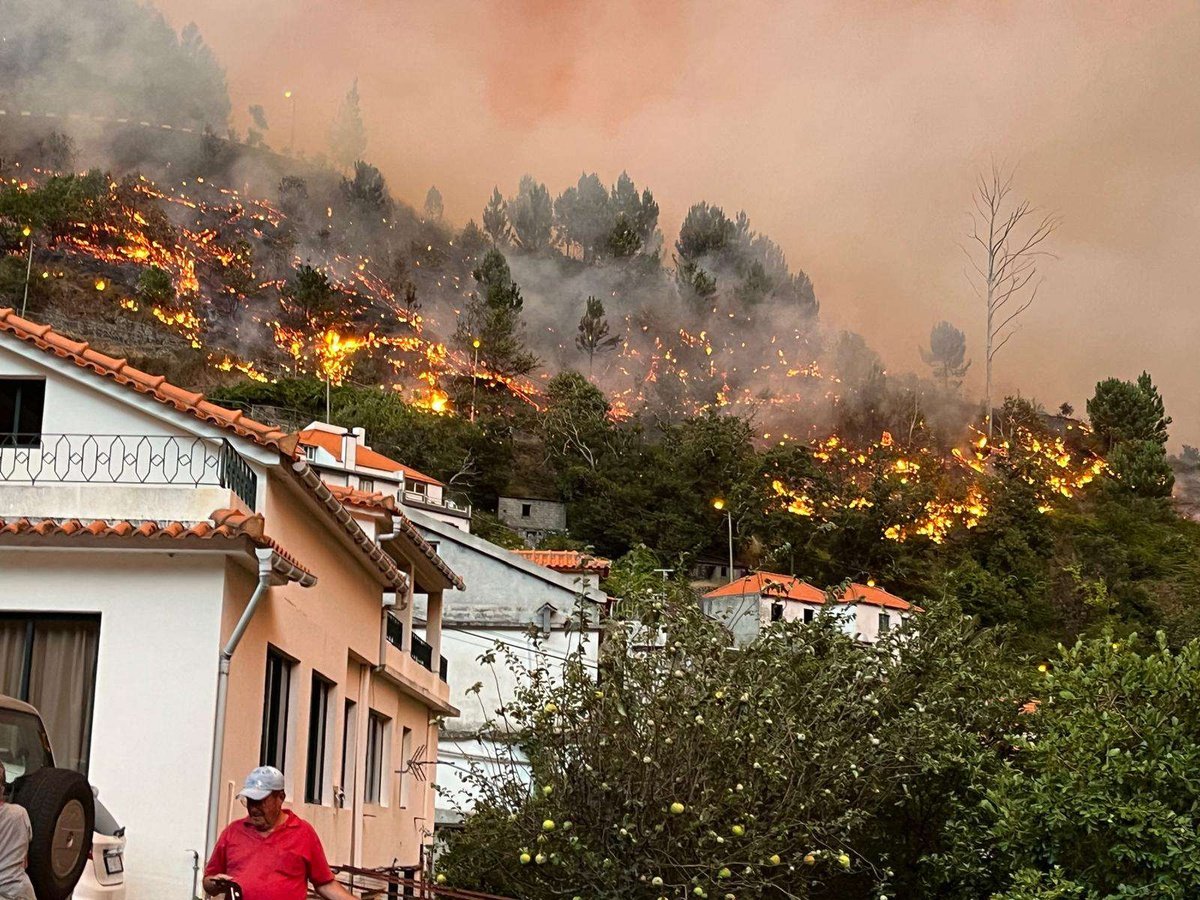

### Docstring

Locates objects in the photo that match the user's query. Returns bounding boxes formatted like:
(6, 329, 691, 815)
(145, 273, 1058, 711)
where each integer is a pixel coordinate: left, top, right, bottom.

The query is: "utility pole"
(284, 90, 296, 155)
(469, 338, 480, 423)
(712, 498, 733, 583)
(20, 227, 33, 317)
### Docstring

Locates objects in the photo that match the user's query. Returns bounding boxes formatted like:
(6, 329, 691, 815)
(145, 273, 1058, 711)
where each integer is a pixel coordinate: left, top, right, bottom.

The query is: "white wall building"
(0, 309, 458, 898)
(297, 421, 472, 531)
(702, 572, 917, 646)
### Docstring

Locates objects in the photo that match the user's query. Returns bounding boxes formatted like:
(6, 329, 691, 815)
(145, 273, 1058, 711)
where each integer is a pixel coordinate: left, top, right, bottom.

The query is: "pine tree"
(509, 175, 553, 251)
(329, 78, 367, 170)
(482, 187, 511, 246)
(454, 249, 537, 378)
(575, 296, 620, 374)
(920, 321, 971, 388)
(424, 185, 444, 221)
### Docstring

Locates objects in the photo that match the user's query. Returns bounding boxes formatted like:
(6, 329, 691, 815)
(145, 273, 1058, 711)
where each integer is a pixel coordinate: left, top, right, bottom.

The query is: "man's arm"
(314, 878, 357, 900)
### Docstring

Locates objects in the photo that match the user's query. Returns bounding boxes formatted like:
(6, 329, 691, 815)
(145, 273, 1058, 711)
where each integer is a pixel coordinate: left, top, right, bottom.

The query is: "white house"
(296, 421, 472, 531)
(702, 572, 918, 646)
(403, 508, 608, 830)
(0, 308, 459, 898)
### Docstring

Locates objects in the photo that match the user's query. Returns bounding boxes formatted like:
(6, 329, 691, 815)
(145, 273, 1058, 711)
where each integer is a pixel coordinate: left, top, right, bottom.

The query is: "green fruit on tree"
(542, 784, 553, 796)
(718, 867, 731, 879)
(803, 853, 816, 866)
(543, 819, 556, 831)
(670, 802, 685, 815)
(838, 853, 851, 869)
(520, 853, 532, 865)
(651, 876, 664, 886)
(435, 874, 446, 884)
(535, 853, 547, 865)
(731, 824, 745, 837)
(768, 854, 781, 866)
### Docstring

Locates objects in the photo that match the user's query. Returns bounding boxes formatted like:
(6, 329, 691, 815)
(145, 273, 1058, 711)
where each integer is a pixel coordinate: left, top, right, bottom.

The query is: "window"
(260, 649, 293, 771)
(304, 443, 318, 460)
(521, 503, 532, 518)
(770, 602, 784, 623)
(358, 478, 374, 492)
(878, 611, 891, 634)
(339, 700, 356, 808)
(364, 711, 390, 805)
(305, 673, 333, 804)
(803, 608, 815, 624)
(0, 379, 45, 447)
(399, 727, 413, 807)
(0, 614, 99, 774)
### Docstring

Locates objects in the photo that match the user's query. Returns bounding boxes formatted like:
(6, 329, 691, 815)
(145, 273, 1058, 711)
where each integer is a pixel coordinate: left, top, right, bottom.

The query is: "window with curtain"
(0, 615, 100, 775)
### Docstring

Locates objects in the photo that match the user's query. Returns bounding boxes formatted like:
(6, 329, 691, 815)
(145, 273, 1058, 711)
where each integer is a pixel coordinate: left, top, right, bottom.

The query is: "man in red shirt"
(203, 766, 355, 900)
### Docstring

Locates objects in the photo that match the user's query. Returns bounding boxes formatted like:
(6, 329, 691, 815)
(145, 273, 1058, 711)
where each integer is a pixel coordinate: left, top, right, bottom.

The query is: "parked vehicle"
(0, 695, 125, 900)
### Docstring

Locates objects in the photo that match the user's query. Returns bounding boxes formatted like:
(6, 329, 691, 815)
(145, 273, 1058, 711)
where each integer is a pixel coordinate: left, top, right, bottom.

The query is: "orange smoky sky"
(152, 0, 1200, 446)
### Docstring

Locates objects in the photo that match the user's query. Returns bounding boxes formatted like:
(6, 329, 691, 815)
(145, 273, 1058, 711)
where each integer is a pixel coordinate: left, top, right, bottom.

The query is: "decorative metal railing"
(0, 433, 258, 510)
(410, 633, 433, 671)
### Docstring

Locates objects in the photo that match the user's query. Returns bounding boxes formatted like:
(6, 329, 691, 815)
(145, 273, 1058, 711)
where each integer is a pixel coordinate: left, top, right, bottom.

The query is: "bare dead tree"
(964, 163, 1061, 437)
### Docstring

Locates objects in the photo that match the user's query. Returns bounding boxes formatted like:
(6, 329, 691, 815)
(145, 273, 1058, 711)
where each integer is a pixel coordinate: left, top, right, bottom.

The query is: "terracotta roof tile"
(0, 508, 315, 582)
(325, 483, 463, 590)
(0, 308, 294, 453)
(326, 484, 399, 513)
(296, 429, 443, 486)
(704, 572, 917, 612)
(705, 572, 826, 603)
(513, 549, 611, 575)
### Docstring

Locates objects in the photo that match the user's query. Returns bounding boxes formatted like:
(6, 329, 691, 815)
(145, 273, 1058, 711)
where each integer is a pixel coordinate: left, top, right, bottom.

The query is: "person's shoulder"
(0, 802, 29, 822)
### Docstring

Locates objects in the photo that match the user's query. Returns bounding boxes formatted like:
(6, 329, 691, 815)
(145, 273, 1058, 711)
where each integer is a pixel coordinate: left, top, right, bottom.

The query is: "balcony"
(399, 488, 471, 519)
(410, 632, 433, 671)
(0, 433, 258, 510)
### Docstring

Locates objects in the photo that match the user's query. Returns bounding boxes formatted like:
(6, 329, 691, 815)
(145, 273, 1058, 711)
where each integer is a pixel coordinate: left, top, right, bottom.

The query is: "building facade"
(702, 572, 917, 646)
(297, 421, 472, 532)
(404, 508, 607, 829)
(0, 309, 458, 899)
(496, 496, 567, 547)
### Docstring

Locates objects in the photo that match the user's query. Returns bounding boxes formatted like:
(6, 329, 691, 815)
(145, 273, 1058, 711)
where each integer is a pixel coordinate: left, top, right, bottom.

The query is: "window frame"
(260, 647, 294, 772)
(304, 671, 333, 805)
(339, 699, 357, 809)
(364, 711, 391, 806)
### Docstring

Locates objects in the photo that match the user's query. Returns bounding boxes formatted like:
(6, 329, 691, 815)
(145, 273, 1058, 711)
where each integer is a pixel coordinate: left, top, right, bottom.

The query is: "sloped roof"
(0, 507, 315, 583)
(0, 308, 294, 452)
(840, 582, 916, 612)
(512, 549, 611, 575)
(326, 484, 464, 590)
(704, 572, 915, 612)
(296, 429, 442, 486)
(705, 572, 826, 603)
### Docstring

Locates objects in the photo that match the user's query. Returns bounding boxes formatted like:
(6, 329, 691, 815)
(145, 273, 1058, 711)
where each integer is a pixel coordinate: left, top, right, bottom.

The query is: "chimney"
(347, 427, 366, 471)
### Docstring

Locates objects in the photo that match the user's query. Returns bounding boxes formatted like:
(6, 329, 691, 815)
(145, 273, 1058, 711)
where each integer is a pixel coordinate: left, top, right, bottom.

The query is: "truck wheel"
(11, 767, 95, 900)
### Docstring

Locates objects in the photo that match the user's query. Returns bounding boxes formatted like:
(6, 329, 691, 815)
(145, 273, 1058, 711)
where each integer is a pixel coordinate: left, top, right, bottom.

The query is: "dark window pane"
(0, 379, 46, 446)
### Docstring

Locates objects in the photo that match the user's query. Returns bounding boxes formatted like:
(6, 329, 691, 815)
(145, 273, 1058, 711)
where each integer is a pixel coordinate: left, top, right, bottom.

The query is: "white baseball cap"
(237, 766, 285, 801)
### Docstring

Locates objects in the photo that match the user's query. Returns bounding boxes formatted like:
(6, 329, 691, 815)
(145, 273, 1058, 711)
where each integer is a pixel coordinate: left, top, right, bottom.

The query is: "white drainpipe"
(205, 548, 277, 854)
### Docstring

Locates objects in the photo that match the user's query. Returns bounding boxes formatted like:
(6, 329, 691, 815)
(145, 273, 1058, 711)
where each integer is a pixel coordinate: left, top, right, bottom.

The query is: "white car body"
(0, 695, 126, 900)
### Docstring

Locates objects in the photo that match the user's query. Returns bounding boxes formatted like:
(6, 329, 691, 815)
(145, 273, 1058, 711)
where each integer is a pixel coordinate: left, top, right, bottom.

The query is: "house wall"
(408, 511, 602, 820)
(701, 594, 764, 645)
(0, 548, 226, 900)
(497, 497, 567, 535)
(0, 348, 247, 521)
(215, 478, 448, 872)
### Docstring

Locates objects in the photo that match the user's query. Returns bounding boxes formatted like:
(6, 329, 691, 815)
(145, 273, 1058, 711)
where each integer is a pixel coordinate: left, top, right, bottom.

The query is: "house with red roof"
(296, 421, 472, 531)
(702, 571, 918, 646)
(0, 308, 460, 897)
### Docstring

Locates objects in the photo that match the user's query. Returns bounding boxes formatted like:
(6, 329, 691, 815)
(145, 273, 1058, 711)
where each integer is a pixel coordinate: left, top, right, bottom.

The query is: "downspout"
(205, 548, 277, 854)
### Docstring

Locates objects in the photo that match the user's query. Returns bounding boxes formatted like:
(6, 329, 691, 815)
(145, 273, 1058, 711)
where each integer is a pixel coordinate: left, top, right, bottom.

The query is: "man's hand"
(202, 874, 234, 896)
(315, 877, 358, 900)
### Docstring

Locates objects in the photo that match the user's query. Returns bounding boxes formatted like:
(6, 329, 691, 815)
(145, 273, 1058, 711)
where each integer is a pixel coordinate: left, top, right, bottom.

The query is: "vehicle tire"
(11, 767, 95, 900)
